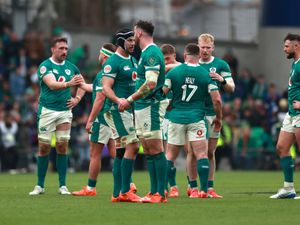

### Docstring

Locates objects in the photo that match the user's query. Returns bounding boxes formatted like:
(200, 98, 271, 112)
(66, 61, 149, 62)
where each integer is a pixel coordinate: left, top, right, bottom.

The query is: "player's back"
(166, 63, 216, 124)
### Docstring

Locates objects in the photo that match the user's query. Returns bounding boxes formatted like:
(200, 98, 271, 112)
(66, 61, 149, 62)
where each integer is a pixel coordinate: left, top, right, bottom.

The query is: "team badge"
(148, 56, 156, 66)
(58, 76, 66, 82)
(209, 67, 216, 73)
(53, 69, 58, 74)
(197, 130, 203, 137)
(65, 69, 71, 75)
(132, 71, 137, 81)
(104, 65, 112, 73)
(40, 66, 46, 74)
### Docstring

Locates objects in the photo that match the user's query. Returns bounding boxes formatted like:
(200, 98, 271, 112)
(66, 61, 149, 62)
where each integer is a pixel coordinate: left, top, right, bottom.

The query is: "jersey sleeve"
(208, 78, 219, 93)
(144, 53, 162, 73)
(164, 70, 174, 89)
(94, 72, 104, 93)
(102, 57, 118, 79)
(38, 63, 53, 79)
(220, 60, 232, 80)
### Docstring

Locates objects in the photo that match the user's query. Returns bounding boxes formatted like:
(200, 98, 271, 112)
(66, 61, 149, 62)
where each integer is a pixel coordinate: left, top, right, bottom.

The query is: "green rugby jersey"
(92, 71, 107, 124)
(135, 43, 166, 110)
(288, 58, 300, 117)
(102, 52, 137, 112)
(199, 56, 232, 116)
(37, 58, 80, 111)
(165, 63, 218, 124)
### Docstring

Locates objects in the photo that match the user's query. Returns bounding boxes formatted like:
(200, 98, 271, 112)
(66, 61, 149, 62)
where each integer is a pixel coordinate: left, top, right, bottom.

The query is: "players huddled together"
(29, 19, 300, 201)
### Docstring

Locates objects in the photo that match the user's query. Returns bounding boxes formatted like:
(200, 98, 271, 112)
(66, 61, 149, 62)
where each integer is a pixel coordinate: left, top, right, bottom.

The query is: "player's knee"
(276, 143, 289, 156)
(207, 151, 214, 160)
(56, 141, 68, 154)
(38, 142, 51, 156)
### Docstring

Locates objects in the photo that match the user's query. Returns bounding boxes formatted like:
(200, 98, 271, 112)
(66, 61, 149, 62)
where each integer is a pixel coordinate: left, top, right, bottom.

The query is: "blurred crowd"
(0, 23, 298, 174)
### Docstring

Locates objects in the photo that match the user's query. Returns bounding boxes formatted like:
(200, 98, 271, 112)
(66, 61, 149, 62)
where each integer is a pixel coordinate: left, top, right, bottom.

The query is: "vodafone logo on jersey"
(197, 129, 204, 137)
(132, 71, 137, 81)
(58, 76, 66, 82)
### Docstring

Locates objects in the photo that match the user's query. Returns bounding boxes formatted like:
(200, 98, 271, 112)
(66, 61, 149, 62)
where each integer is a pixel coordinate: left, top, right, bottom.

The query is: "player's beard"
(287, 51, 295, 59)
(59, 54, 67, 62)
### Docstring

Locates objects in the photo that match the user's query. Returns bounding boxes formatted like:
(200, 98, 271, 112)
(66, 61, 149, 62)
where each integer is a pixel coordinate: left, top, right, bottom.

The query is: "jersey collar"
(116, 52, 130, 60)
(295, 58, 300, 64)
(142, 43, 156, 52)
(199, 56, 214, 64)
(50, 57, 65, 65)
(185, 62, 199, 67)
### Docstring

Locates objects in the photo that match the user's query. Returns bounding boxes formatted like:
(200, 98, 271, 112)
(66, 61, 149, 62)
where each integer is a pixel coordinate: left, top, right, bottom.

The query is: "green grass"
(0, 171, 299, 225)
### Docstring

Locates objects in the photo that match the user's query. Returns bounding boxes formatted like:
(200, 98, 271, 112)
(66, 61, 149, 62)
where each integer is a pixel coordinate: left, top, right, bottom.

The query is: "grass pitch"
(0, 171, 299, 225)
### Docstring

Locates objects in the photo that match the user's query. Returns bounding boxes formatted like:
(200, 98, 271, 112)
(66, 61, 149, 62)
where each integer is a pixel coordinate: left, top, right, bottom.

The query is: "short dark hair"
(135, 20, 154, 36)
(184, 43, 199, 56)
(284, 33, 300, 42)
(161, 44, 175, 55)
(51, 37, 68, 47)
(102, 43, 117, 53)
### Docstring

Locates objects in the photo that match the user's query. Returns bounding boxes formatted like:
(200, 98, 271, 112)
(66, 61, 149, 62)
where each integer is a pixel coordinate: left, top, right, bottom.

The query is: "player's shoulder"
(39, 58, 52, 68)
(214, 57, 229, 66)
(105, 53, 121, 66)
(38, 58, 52, 75)
(145, 44, 162, 55)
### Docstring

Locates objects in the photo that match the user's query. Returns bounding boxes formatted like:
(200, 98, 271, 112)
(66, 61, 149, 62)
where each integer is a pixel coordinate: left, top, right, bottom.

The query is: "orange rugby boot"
(72, 186, 97, 196)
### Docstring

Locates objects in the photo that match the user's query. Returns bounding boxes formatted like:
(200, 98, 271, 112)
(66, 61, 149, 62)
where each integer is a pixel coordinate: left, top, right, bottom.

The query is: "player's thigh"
(276, 130, 295, 155)
(186, 120, 207, 142)
(205, 115, 220, 139)
(89, 121, 112, 145)
(135, 99, 168, 139)
(166, 143, 181, 161)
(190, 139, 208, 160)
(167, 122, 186, 145)
(104, 110, 137, 142)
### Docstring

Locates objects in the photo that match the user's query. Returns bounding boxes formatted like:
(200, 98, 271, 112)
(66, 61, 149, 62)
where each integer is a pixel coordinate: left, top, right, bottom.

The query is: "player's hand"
(211, 118, 222, 132)
(293, 100, 300, 110)
(209, 72, 223, 82)
(118, 98, 131, 112)
(68, 74, 84, 87)
(86, 121, 93, 133)
(66, 97, 80, 109)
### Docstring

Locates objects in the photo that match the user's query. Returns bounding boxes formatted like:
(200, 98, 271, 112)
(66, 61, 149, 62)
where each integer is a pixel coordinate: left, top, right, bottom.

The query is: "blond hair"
(198, 33, 215, 45)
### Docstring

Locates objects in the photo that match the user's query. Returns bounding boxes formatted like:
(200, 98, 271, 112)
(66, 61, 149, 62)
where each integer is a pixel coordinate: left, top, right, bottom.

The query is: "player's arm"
(210, 90, 222, 120)
(102, 76, 123, 104)
(162, 78, 171, 96)
(67, 86, 86, 109)
(43, 73, 83, 90)
(220, 76, 235, 93)
(209, 81, 222, 132)
(80, 83, 93, 93)
(219, 62, 235, 93)
(126, 70, 159, 103)
(86, 92, 106, 133)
